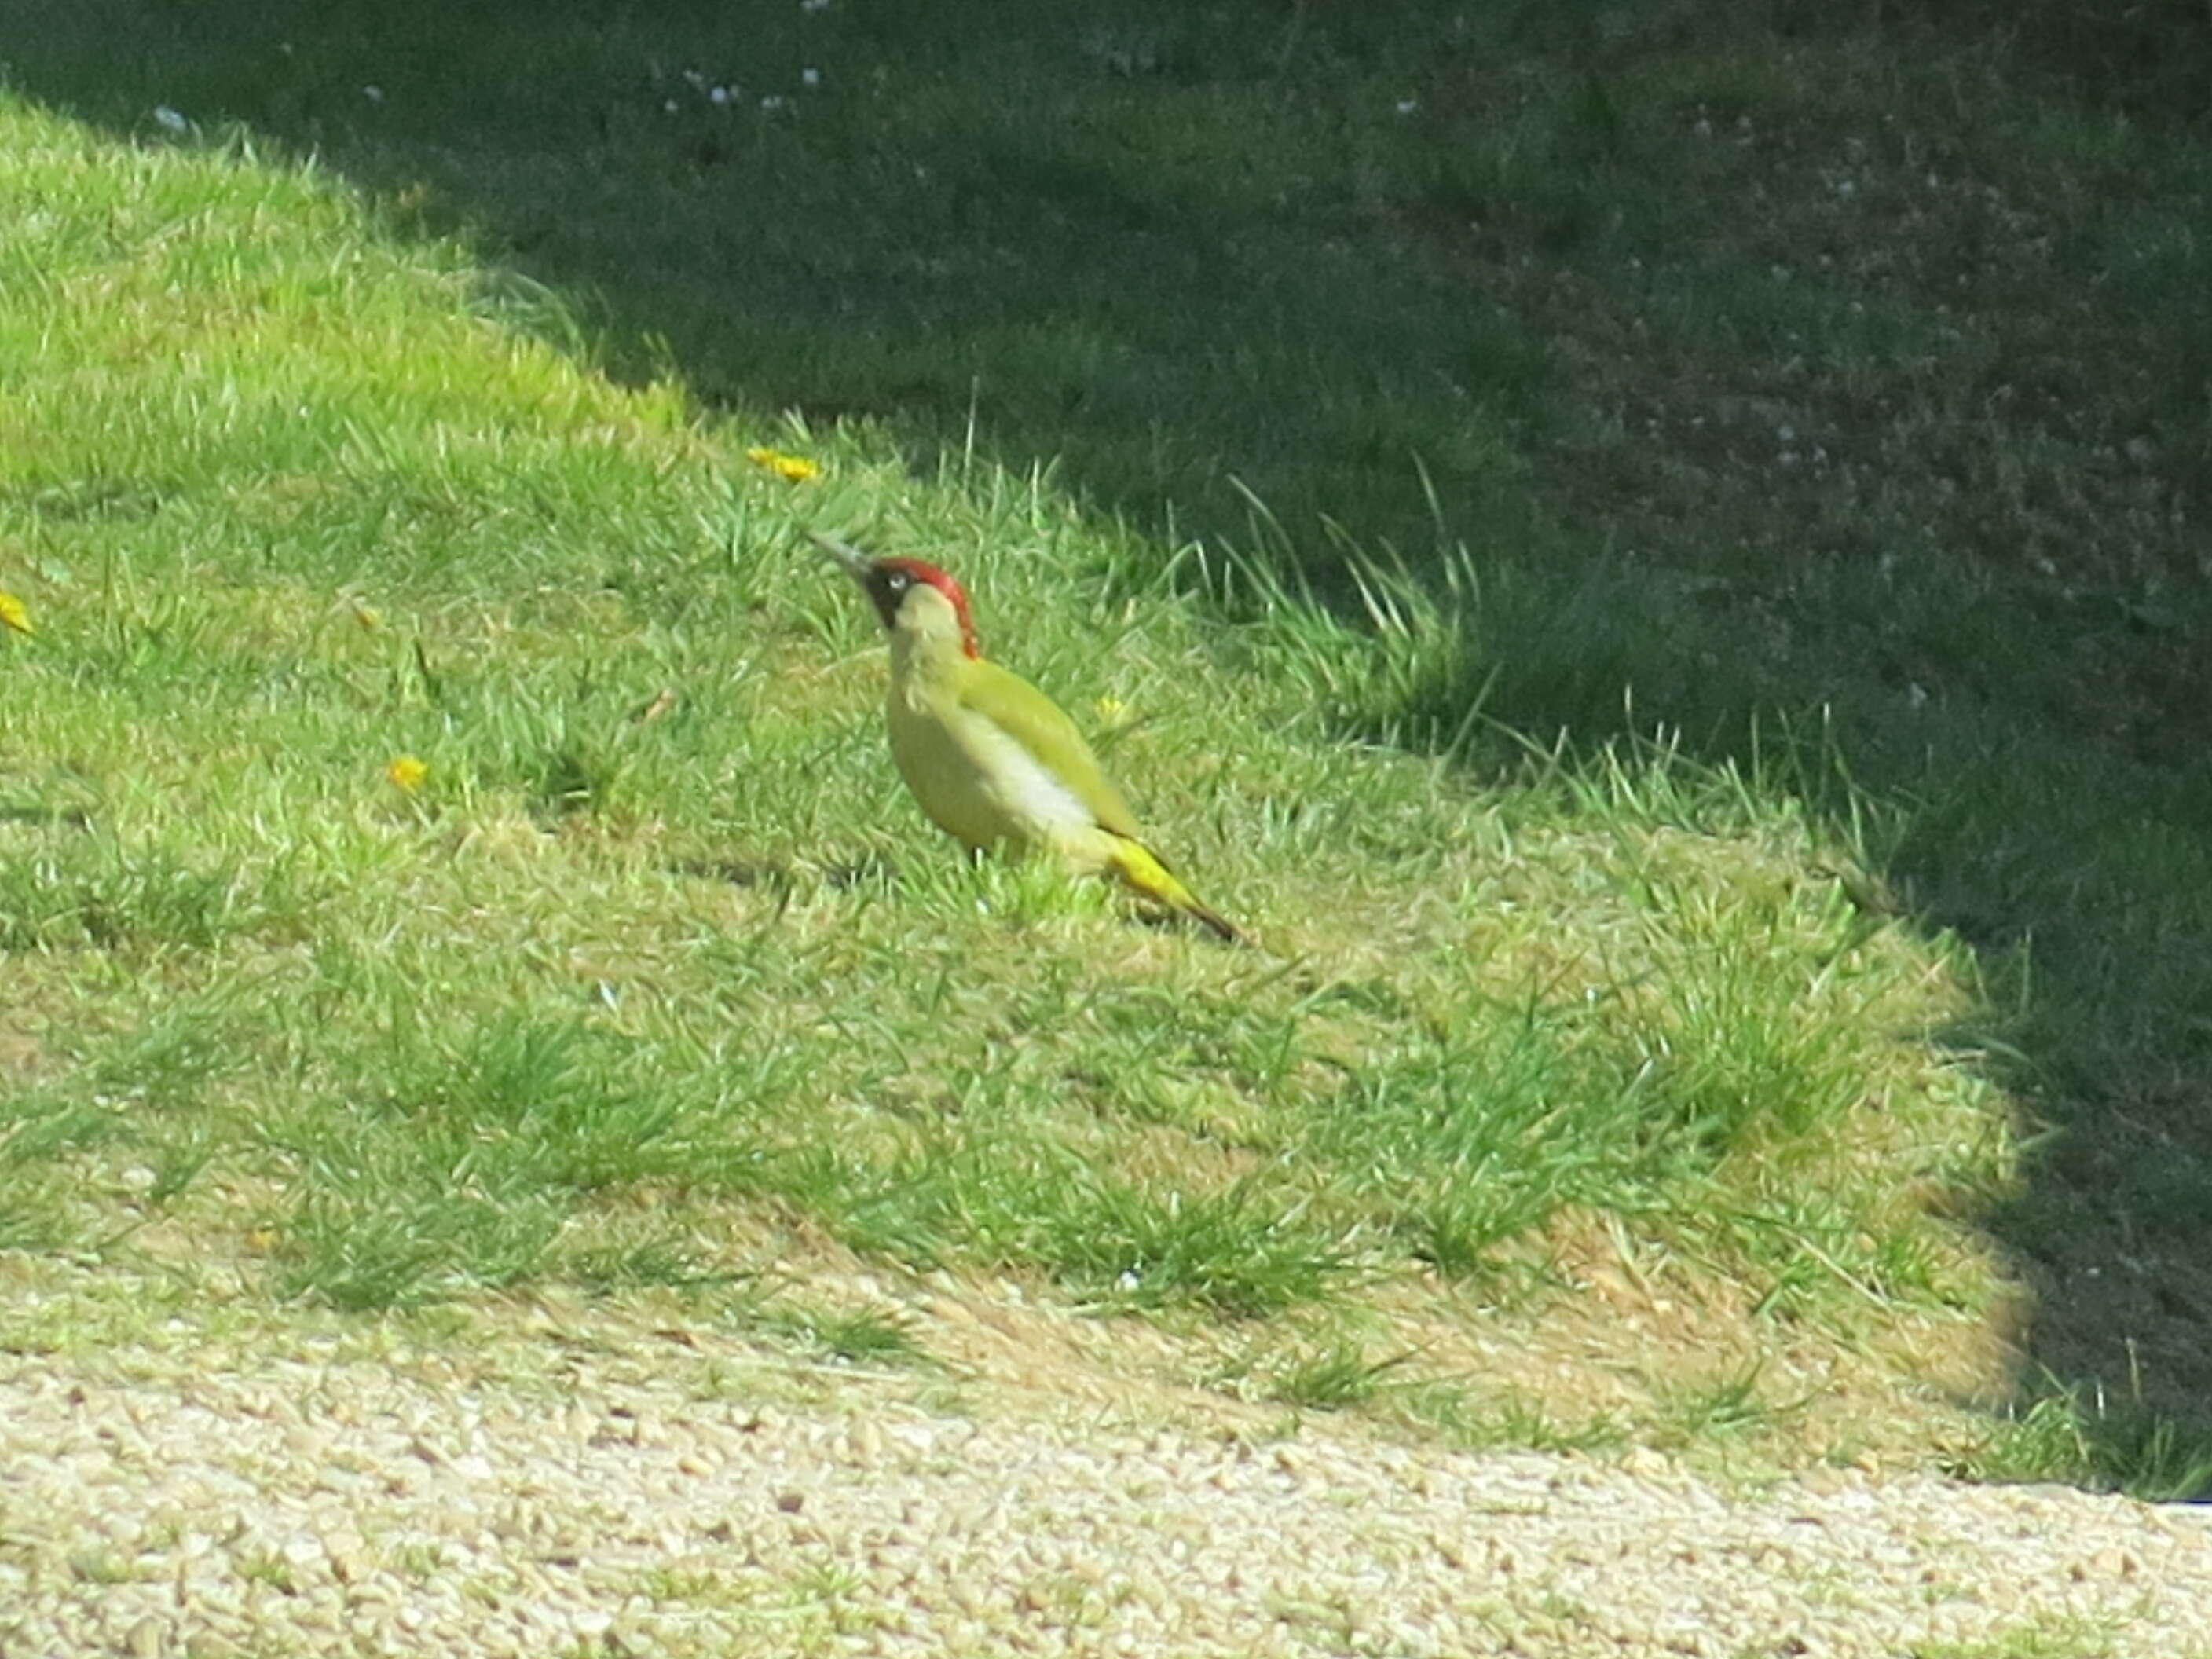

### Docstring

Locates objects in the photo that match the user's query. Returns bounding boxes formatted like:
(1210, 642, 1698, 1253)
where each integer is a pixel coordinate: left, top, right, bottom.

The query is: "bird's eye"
(886, 572, 910, 592)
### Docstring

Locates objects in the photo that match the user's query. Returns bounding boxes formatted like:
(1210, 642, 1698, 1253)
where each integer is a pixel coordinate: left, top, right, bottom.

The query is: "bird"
(811, 532, 1242, 944)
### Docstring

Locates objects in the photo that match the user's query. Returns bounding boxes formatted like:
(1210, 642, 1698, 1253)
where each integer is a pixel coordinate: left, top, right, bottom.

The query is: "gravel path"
(3, 1320, 2208, 1659)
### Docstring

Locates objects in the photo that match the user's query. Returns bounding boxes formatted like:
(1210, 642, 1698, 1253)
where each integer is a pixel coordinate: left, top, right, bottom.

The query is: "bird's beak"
(807, 532, 873, 584)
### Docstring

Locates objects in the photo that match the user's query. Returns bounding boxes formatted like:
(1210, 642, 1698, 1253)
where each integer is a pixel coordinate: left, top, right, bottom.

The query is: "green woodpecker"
(811, 533, 1241, 944)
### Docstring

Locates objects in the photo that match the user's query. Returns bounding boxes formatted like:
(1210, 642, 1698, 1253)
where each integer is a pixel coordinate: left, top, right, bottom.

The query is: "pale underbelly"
(888, 700, 1097, 856)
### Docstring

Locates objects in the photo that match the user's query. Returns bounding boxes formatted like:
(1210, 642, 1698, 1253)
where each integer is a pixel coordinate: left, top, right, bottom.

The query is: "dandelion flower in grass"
(745, 445, 820, 482)
(1093, 694, 1128, 725)
(0, 591, 31, 636)
(386, 754, 429, 793)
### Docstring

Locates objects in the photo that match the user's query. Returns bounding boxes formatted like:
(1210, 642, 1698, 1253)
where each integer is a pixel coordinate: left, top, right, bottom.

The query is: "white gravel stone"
(4, 1335, 2210, 1658)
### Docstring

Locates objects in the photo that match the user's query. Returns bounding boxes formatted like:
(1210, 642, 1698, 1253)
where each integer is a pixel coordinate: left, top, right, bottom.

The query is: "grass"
(0, 82, 1992, 1411)
(752, 1300, 928, 1370)
(1910, 1613, 2136, 1659)
(0, 2, 2209, 1492)
(1951, 1382, 2212, 1504)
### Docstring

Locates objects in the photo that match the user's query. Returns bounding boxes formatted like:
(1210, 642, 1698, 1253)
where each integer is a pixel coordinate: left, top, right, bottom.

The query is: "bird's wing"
(957, 657, 1145, 840)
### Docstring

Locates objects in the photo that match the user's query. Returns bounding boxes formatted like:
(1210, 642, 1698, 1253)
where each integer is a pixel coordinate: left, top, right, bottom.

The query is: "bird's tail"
(1104, 836, 1244, 946)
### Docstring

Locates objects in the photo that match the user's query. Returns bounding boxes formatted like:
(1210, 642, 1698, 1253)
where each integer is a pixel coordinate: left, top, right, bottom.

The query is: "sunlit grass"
(2, 2, 2209, 1494)
(0, 92, 2005, 1347)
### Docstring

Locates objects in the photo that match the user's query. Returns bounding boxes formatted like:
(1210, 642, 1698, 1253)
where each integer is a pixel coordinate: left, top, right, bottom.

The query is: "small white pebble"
(709, 85, 730, 105)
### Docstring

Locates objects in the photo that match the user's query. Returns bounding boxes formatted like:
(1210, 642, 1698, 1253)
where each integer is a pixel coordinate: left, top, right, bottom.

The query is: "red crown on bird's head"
(873, 557, 980, 659)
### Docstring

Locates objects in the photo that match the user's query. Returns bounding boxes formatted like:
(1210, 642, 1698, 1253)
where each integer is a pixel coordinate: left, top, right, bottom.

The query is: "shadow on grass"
(8, 0, 2212, 1489)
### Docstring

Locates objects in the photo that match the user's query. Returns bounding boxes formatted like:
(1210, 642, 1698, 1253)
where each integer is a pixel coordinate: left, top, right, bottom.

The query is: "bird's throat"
(888, 624, 970, 698)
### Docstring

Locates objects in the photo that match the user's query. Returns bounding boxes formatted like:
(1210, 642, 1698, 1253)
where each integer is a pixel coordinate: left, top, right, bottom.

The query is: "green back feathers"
(955, 656, 1144, 841)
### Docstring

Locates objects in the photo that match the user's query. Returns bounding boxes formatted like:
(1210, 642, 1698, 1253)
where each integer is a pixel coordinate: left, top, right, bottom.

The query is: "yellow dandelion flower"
(386, 754, 429, 793)
(1093, 695, 1129, 724)
(0, 590, 32, 636)
(745, 445, 821, 482)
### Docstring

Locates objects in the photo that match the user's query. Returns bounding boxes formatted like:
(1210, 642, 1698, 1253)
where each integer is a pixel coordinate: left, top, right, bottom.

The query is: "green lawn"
(2, 1, 2209, 1492)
